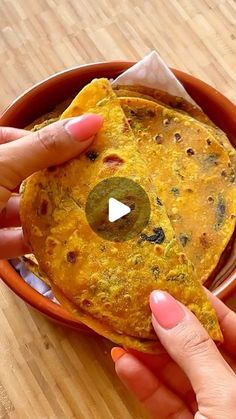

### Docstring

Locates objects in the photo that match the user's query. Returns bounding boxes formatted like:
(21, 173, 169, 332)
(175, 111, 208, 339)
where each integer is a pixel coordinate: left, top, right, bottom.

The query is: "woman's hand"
(111, 290, 236, 419)
(0, 114, 103, 259)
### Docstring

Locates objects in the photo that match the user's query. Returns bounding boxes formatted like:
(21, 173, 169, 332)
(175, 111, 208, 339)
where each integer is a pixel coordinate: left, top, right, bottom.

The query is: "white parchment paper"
(112, 51, 198, 106)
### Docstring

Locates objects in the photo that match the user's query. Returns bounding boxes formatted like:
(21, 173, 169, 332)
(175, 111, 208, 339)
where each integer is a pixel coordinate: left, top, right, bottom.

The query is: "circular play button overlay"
(85, 177, 150, 242)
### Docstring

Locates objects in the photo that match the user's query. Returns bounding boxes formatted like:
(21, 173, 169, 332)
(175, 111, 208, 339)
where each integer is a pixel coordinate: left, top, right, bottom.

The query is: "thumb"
(0, 113, 103, 203)
(150, 291, 234, 394)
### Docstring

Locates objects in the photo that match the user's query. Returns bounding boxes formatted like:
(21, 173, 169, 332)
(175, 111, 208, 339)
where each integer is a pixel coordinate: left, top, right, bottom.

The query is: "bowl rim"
(0, 60, 235, 329)
(0, 259, 89, 330)
(1, 60, 236, 121)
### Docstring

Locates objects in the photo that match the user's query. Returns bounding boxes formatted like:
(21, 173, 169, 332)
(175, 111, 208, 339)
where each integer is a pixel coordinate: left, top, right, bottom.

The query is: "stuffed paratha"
(20, 78, 222, 351)
(114, 84, 212, 125)
(120, 96, 236, 284)
(114, 85, 236, 165)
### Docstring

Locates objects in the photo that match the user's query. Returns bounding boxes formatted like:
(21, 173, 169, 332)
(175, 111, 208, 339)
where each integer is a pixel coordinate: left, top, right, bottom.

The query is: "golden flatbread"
(20, 78, 223, 352)
(114, 85, 236, 164)
(120, 96, 236, 284)
(114, 84, 213, 125)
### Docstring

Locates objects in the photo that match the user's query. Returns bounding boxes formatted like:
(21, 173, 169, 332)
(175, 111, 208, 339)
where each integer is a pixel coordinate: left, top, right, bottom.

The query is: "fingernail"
(111, 347, 126, 362)
(65, 113, 103, 141)
(150, 291, 185, 329)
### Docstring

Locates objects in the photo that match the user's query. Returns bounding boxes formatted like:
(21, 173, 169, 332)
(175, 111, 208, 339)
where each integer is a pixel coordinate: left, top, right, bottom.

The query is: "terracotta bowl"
(0, 62, 235, 332)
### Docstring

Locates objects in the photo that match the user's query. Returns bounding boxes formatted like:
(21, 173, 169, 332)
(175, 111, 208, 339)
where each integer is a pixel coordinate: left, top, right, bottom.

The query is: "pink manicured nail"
(150, 291, 185, 329)
(65, 113, 103, 141)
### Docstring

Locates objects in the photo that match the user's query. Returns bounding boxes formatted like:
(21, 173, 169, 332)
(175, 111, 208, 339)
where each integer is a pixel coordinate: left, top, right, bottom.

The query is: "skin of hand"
(0, 114, 103, 259)
(111, 290, 236, 419)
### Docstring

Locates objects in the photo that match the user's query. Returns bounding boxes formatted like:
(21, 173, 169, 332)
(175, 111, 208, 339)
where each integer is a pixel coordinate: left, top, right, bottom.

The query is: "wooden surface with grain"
(0, 1, 236, 418)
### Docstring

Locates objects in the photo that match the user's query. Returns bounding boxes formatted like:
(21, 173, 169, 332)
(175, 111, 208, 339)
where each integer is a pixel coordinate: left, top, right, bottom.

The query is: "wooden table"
(0, 1, 235, 418)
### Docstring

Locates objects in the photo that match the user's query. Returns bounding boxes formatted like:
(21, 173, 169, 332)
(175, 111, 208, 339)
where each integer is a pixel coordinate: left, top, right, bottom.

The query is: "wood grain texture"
(0, 0, 235, 418)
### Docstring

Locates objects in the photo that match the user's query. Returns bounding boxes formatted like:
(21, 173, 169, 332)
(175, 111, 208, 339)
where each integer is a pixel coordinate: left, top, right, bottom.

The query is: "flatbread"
(120, 96, 236, 284)
(114, 84, 214, 125)
(20, 78, 222, 351)
(114, 85, 236, 165)
(26, 97, 72, 131)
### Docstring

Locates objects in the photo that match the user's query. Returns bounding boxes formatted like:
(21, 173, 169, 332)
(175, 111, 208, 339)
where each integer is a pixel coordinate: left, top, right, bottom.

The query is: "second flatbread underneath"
(120, 96, 236, 284)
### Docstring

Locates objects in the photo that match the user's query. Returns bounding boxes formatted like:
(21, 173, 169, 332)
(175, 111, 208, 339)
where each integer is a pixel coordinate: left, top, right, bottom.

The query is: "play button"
(85, 177, 150, 242)
(108, 198, 131, 222)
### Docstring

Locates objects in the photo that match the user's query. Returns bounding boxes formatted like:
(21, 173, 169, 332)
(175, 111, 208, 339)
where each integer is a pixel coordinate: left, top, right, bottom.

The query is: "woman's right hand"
(112, 290, 236, 419)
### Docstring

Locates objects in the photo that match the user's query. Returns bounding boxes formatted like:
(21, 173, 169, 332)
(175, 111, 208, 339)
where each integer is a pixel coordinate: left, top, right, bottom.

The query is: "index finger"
(128, 349, 196, 410)
(205, 288, 236, 355)
(111, 349, 192, 419)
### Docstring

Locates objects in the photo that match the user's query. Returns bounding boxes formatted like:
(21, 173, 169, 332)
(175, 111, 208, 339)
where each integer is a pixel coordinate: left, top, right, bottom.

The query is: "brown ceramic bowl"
(0, 61, 235, 332)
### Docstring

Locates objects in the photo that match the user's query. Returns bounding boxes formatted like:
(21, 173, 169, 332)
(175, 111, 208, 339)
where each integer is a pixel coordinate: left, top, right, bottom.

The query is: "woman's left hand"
(0, 114, 103, 259)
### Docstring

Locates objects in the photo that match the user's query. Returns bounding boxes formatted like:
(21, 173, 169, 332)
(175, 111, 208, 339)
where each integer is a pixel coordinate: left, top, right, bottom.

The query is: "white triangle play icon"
(108, 198, 131, 223)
